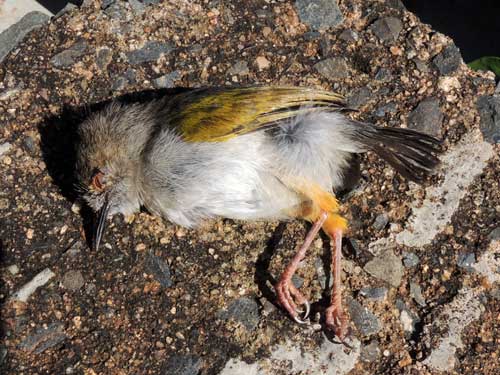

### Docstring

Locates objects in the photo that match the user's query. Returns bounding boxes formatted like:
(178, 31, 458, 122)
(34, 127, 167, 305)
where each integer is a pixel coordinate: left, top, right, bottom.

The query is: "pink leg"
(275, 211, 328, 323)
(325, 228, 349, 341)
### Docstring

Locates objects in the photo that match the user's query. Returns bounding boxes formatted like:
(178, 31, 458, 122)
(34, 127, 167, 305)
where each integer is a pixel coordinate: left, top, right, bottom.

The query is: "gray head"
(75, 101, 156, 250)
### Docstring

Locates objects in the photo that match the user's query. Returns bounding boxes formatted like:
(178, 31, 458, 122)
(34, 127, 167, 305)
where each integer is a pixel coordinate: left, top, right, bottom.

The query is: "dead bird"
(74, 86, 442, 341)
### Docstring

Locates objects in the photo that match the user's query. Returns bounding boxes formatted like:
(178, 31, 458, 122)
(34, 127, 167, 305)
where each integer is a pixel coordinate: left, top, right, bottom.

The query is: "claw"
(292, 300, 310, 324)
(302, 299, 310, 320)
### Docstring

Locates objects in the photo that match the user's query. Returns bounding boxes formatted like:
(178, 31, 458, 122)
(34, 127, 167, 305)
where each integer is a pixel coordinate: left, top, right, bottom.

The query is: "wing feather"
(166, 86, 345, 142)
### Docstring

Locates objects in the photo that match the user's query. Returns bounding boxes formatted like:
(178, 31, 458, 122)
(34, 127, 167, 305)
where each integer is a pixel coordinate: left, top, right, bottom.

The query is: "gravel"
(55, 3, 78, 19)
(374, 67, 392, 81)
(0, 0, 498, 373)
(129, 0, 146, 15)
(11, 268, 55, 303)
(488, 226, 500, 241)
(101, 0, 116, 9)
(374, 102, 397, 117)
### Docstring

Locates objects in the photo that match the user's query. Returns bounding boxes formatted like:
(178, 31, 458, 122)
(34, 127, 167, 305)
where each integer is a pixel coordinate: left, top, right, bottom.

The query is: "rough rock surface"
(0, 1, 499, 374)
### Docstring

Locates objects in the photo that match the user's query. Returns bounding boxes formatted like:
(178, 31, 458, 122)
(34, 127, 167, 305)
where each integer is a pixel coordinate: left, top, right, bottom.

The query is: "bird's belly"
(162, 169, 303, 227)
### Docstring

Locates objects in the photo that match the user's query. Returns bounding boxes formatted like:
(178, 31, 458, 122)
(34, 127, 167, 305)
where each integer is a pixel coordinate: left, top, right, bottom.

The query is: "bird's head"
(75, 102, 154, 250)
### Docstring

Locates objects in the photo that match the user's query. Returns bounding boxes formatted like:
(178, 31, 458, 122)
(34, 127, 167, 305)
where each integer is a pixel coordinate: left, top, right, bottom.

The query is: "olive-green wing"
(167, 86, 345, 142)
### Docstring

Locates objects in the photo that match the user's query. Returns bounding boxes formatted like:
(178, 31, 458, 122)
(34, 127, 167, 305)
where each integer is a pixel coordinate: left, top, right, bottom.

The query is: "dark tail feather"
(352, 122, 443, 183)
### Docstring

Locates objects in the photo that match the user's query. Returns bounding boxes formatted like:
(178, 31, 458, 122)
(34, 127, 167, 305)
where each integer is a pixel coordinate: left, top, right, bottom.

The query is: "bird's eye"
(91, 170, 105, 191)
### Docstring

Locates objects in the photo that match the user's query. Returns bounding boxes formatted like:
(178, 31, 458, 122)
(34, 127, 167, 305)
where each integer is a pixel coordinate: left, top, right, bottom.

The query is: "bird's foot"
(325, 303, 351, 346)
(275, 277, 310, 324)
(275, 211, 328, 324)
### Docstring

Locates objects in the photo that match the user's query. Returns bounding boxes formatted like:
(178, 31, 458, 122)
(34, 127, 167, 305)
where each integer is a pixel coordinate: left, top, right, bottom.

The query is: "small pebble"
(62, 270, 85, 291)
(0, 142, 12, 157)
(7, 265, 19, 275)
(402, 251, 420, 268)
(255, 56, 270, 70)
(457, 253, 476, 271)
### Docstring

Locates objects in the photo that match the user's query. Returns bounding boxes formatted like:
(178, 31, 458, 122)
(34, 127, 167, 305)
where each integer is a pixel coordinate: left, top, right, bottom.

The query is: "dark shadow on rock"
(254, 222, 287, 311)
(38, 88, 190, 250)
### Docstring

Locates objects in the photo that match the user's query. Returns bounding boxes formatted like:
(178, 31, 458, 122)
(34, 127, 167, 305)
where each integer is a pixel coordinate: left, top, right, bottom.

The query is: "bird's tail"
(348, 121, 443, 183)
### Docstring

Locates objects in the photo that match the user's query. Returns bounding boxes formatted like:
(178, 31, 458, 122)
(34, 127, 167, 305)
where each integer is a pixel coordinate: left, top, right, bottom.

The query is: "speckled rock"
(409, 282, 426, 307)
(407, 97, 443, 137)
(457, 252, 476, 272)
(101, 0, 116, 9)
(348, 298, 382, 336)
(369, 17, 403, 42)
(112, 68, 137, 91)
(55, 3, 78, 18)
(0, 11, 49, 63)
(374, 67, 392, 81)
(1, 1, 499, 374)
(347, 86, 372, 109)
(374, 102, 397, 117)
(433, 43, 462, 75)
(145, 253, 173, 288)
(161, 354, 202, 375)
(395, 299, 419, 334)
(364, 249, 404, 287)
(227, 61, 250, 76)
(359, 286, 388, 301)
(153, 71, 182, 88)
(314, 57, 349, 79)
(402, 251, 420, 268)
(61, 270, 85, 291)
(488, 227, 500, 240)
(50, 40, 89, 68)
(373, 213, 389, 231)
(96, 47, 113, 71)
(476, 95, 500, 144)
(339, 29, 358, 42)
(0, 142, 12, 157)
(125, 41, 174, 65)
(360, 340, 380, 362)
(19, 323, 67, 354)
(295, 0, 343, 30)
(217, 297, 260, 331)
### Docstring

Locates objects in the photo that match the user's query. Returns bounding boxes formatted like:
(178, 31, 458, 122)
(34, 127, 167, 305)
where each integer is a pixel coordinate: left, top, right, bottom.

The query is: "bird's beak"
(93, 195, 110, 251)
